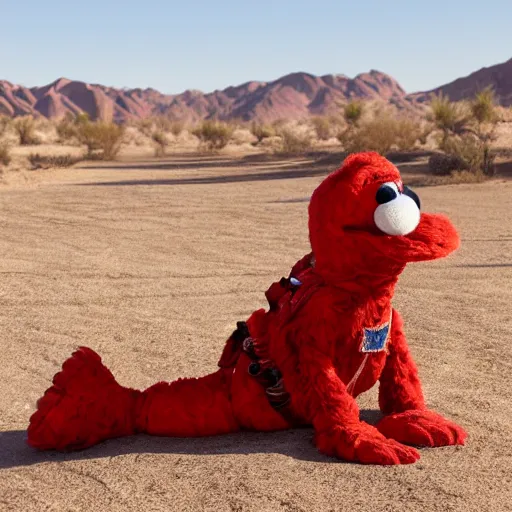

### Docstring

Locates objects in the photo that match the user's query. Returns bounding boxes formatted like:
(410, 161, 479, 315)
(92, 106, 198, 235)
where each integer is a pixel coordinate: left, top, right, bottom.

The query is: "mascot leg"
(376, 310, 467, 447)
(27, 347, 241, 451)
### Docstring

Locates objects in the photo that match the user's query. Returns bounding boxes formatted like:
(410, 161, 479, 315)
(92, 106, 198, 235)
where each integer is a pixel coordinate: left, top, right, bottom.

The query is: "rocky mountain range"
(1, 57, 511, 123)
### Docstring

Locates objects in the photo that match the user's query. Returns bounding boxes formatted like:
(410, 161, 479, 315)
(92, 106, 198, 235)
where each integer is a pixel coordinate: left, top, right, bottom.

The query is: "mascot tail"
(27, 347, 240, 451)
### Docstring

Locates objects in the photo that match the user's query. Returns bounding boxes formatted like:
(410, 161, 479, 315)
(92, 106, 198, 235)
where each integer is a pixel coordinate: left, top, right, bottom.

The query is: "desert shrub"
(471, 87, 498, 124)
(0, 142, 11, 166)
(13, 116, 40, 145)
(311, 116, 334, 141)
(429, 89, 498, 176)
(151, 131, 168, 157)
(169, 120, 184, 137)
(338, 115, 427, 155)
(192, 120, 234, 151)
(343, 101, 364, 127)
(274, 127, 313, 155)
(429, 93, 471, 146)
(56, 116, 78, 143)
(430, 135, 496, 176)
(76, 121, 125, 160)
(28, 153, 84, 170)
(250, 122, 275, 144)
(428, 153, 468, 176)
(0, 116, 12, 137)
(137, 118, 154, 137)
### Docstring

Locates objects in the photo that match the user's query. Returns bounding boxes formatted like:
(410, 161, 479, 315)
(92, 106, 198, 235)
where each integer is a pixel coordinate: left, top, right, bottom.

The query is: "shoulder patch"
(362, 322, 390, 353)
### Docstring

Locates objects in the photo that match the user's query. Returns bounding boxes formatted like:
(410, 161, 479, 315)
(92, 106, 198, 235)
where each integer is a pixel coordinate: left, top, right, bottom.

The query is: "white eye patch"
(374, 192, 420, 236)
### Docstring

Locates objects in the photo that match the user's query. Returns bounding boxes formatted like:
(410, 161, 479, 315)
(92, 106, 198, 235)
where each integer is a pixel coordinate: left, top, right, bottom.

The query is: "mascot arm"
(378, 308, 426, 414)
(280, 319, 419, 465)
(376, 309, 467, 447)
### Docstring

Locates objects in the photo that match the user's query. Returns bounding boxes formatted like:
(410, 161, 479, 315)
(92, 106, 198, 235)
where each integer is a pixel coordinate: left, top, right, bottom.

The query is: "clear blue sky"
(2, 0, 511, 94)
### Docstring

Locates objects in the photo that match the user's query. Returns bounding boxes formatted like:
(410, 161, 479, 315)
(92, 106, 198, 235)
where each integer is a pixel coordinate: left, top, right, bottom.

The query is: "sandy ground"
(0, 155, 511, 512)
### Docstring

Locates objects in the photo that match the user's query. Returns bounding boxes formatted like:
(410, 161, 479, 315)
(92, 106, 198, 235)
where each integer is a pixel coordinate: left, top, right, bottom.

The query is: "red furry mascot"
(28, 152, 467, 465)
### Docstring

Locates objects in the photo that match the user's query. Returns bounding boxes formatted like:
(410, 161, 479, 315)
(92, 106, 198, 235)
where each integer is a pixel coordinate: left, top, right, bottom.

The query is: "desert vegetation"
(0, 89, 509, 183)
(13, 116, 40, 145)
(192, 120, 235, 151)
(428, 88, 499, 176)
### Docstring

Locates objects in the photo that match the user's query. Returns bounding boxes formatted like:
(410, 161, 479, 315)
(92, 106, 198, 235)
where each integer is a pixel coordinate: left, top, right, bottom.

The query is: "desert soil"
(0, 155, 511, 512)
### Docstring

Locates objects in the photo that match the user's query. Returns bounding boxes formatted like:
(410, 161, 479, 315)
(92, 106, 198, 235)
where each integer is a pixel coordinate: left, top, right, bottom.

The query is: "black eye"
(403, 186, 421, 209)
(376, 184, 398, 205)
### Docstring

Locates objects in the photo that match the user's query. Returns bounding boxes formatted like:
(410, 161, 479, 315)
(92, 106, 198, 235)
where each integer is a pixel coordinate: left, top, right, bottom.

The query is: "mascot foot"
(316, 423, 420, 465)
(376, 409, 467, 447)
(27, 347, 141, 451)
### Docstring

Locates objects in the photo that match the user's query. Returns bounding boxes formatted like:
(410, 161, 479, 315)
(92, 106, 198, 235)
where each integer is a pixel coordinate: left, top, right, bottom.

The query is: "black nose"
(376, 184, 398, 205)
(403, 186, 421, 209)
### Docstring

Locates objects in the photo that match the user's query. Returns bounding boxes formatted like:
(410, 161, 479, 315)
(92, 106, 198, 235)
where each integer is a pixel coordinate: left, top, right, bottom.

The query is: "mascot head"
(308, 152, 459, 286)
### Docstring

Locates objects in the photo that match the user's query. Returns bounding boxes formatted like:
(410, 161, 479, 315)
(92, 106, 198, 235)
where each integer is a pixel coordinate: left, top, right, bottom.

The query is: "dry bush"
(0, 116, 12, 137)
(0, 142, 11, 166)
(141, 116, 184, 137)
(192, 120, 234, 151)
(250, 122, 275, 144)
(76, 121, 125, 160)
(338, 115, 427, 155)
(274, 127, 313, 156)
(429, 135, 496, 176)
(169, 120, 184, 137)
(428, 93, 471, 146)
(137, 118, 154, 137)
(56, 115, 79, 143)
(28, 153, 84, 170)
(151, 131, 169, 157)
(429, 88, 499, 176)
(428, 153, 468, 176)
(311, 116, 334, 141)
(13, 116, 40, 145)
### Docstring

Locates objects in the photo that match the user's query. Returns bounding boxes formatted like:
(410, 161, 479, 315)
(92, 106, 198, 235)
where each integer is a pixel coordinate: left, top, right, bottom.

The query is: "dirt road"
(1, 156, 511, 511)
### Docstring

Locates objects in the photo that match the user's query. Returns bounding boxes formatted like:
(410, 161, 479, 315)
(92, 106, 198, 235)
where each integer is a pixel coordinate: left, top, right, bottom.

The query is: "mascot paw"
(316, 424, 420, 465)
(376, 409, 467, 447)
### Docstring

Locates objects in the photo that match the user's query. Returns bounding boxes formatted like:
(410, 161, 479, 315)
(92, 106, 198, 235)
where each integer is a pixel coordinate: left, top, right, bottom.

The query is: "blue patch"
(362, 322, 390, 352)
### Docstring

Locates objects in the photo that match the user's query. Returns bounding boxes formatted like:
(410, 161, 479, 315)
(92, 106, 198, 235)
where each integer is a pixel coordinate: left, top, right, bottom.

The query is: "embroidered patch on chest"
(361, 322, 390, 353)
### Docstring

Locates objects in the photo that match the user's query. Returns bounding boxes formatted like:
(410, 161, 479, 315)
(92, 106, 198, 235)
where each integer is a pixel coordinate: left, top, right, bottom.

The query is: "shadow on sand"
(1, 410, 384, 469)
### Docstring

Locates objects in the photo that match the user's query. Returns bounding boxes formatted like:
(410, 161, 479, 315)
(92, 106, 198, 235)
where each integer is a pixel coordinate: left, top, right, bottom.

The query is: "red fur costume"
(27, 152, 467, 465)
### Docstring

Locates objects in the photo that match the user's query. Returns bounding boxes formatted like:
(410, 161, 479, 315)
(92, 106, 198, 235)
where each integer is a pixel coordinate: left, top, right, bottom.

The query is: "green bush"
(192, 120, 234, 151)
(343, 101, 364, 127)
